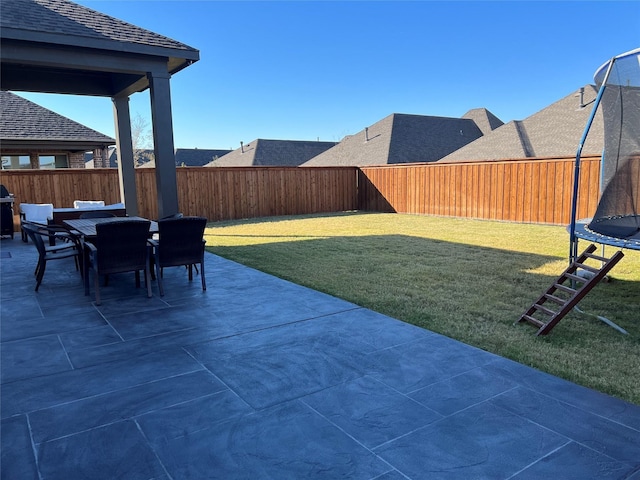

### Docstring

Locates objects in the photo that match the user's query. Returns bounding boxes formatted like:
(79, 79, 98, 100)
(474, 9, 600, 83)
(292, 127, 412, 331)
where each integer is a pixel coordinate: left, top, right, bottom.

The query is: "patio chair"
(73, 200, 105, 209)
(19, 203, 53, 242)
(84, 219, 152, 305)
(148, 216, 207, 296)
(22, 223, 82, 292)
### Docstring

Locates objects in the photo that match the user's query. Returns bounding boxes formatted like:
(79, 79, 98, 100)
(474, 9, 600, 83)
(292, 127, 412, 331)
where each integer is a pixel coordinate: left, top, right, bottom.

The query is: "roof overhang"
(0, 35, 199, 97)
(0, 138, 114, 151)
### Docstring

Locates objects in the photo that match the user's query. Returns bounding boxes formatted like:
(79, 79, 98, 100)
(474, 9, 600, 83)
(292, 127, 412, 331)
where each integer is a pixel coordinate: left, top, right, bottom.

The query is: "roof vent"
(575, 87, 594, 109)
(240, 141, 244, 153)
(365, 127, 369, 142)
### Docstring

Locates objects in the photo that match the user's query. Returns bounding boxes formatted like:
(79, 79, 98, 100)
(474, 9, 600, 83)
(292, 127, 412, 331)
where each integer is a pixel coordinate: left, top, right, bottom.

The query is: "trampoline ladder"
(516, 244, 624, 335)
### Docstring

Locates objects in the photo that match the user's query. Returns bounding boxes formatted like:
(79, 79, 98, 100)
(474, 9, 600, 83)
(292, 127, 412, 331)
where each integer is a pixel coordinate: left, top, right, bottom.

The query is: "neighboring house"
(98, 148, 232, 168)
(302, 111, 502, 167)
(176, 148, 232, 167)
(439, 85, 604, 162)
(0, 91, 115, 169)
(206, 139, 337, 167)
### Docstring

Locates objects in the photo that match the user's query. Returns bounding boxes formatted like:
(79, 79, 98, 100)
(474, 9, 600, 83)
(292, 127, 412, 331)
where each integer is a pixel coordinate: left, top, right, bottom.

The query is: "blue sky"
(19, 1, 640, 150)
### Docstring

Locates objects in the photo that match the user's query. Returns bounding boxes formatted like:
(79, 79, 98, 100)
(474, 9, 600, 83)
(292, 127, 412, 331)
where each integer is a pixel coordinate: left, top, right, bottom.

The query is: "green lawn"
(204, 212, 640, 405)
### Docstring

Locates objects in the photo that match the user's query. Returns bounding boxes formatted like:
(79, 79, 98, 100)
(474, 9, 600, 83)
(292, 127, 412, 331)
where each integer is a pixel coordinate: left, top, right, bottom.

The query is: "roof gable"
(440, 85, 604, 162)
(304, 112, 489, 167)
(1, 0, 196, 55)
(0, 91, 115, 146)
(207, 139, 337, 167)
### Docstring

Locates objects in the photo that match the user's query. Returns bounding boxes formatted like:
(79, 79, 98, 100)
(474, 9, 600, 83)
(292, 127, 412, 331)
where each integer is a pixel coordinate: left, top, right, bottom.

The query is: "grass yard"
(204, 212, 640, 405)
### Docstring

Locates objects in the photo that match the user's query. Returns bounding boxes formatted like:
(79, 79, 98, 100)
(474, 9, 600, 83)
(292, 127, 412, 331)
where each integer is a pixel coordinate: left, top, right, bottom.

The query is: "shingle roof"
(175, 149, 232, 167)
(206, 140, 337, 167)
(303, 113, 493, 167)
(439, 85, 604, 162)
(1, 0, 195, 53)
(462, 108, 504, 135)
(0, 91, 115, 144)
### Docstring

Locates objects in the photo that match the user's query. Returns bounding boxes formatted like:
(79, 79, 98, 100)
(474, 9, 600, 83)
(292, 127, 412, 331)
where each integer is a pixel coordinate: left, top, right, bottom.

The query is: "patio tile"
(1, 349, 203, 417)
(302, 375, 442, 448)
(375, 401, 568, 480)
(408, 364, 518, 416)
(368, 335, 497, 394)
(186, 319, 373, 409)
(40, 301, 101, 320)
(205, 295, 350, 333)
(627, 468, 640, 480)
(371, 470, 409, 480)
(1, 415, 39, 480)
(149, 400, 389, 479)
(1, 334, 72, 384)
(67, 322, 238, 369)
(137, 389, 254, 444)
(490, 386, 640, 466)
(0, 295, 41, 322)
(36, 420, 166, 480)
(315, 307, 433, 352)
(92, 294, 169, 316)
(1, 306, 107, 343)
(486, 356, 640, 431)
(106, 304, 223, 340)
(29, 370, 226, 444)
(59, 324, 122, 350)
(511, 441, 636, 480)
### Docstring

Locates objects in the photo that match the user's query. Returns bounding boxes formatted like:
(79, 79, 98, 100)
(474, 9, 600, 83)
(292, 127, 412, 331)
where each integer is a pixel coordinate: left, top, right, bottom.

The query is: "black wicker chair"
(148, 216, 207, 296)
(84, 219, 152, 305)
(22, 223, 82, 291)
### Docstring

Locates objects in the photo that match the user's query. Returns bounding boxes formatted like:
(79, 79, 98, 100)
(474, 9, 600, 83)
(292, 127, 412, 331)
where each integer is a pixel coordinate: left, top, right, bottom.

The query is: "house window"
(39, 155, 69, 169)
(1, 155, 31, 170)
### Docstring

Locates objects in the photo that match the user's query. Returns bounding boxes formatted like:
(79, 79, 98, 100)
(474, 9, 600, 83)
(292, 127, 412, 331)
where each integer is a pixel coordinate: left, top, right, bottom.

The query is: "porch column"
(112, 95, 139, 216)
(147, 71, 179, 218)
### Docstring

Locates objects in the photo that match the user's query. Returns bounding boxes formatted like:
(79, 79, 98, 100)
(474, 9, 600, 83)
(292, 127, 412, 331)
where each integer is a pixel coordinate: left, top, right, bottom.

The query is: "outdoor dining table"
(63, 216, 159, 241)
(64, 216, 160, 295)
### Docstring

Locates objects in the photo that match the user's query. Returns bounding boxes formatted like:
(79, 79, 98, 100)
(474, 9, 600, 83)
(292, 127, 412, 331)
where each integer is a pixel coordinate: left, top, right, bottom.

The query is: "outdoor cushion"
(104, 203, 125, 209)
(20, 203, 54, 224)
(73, 200, 105, 209)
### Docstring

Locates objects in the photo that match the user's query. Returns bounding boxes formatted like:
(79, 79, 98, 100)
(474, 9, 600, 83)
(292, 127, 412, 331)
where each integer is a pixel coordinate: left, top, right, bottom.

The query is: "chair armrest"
(84, 241, 97, 254)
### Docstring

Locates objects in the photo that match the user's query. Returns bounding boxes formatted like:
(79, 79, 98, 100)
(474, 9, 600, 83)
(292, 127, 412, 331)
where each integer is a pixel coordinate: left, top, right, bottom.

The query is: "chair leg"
(35, 260, 46, 291)
(156, 256, 165, 297)
(134, 270, 141, 288)
(188, 264, 193, 281)
(94, 270, 101, 306)
(145, 265, 152, 298)
(200, 260, 206, 291)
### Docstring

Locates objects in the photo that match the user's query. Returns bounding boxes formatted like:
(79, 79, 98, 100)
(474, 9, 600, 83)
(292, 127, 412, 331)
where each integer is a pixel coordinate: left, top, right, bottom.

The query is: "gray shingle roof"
(175, 149, 232, 167)
(303, 113, 494, 167)
(1, 0, 196, 54)
(206, 140, 337, 167)
(439, 85, 604, 162)
(462, 108, 505, 135)
(0, 91, 115, 144)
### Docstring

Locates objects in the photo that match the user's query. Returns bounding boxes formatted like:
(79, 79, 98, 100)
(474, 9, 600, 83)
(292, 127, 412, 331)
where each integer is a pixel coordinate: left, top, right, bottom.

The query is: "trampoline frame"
(568, 50, 640, 262)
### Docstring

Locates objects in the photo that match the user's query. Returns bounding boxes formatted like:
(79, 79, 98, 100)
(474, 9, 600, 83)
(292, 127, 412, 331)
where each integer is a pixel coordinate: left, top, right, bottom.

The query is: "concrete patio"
(1, 234, 639, 480)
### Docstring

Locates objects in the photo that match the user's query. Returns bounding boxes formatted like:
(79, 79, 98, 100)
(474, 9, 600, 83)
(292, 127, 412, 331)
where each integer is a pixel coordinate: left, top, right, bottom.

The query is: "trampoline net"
(587, 49, 640, 241)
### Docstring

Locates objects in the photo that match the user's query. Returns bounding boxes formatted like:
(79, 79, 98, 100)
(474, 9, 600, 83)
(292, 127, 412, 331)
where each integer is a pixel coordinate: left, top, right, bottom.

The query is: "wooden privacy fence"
(358, 156, 601, 225)
(0, 156, 601, 227)
(1, 167, 358, 223)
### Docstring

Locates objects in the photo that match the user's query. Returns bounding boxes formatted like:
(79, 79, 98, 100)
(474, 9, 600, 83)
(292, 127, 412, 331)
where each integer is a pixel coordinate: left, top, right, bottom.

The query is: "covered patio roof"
(0, 0, 199, 217)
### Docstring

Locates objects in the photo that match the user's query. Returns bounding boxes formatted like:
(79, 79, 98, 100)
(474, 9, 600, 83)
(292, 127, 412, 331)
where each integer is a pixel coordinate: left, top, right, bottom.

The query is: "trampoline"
(569, 48, 640, 259)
